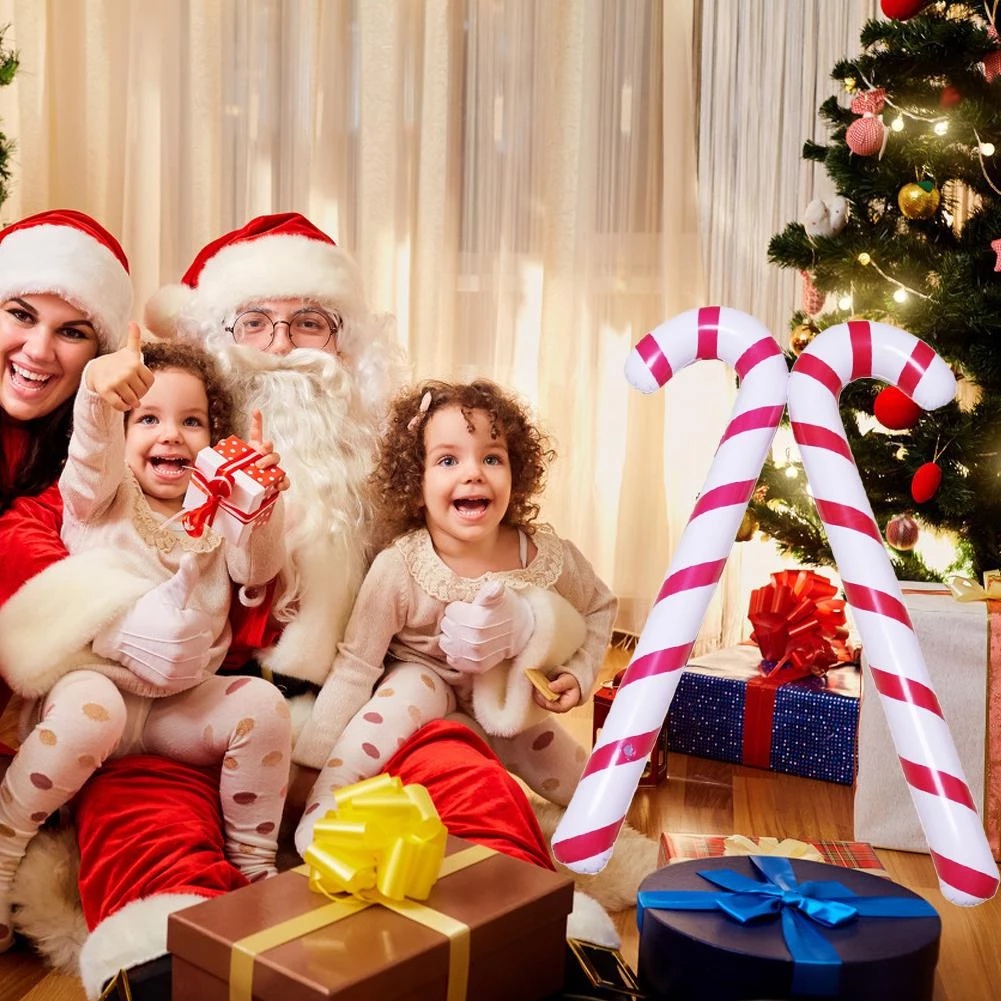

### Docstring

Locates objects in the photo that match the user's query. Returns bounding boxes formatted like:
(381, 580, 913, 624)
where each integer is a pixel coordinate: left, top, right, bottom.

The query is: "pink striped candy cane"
(551, 306, 788, 872)
(790, 319, 999, 906)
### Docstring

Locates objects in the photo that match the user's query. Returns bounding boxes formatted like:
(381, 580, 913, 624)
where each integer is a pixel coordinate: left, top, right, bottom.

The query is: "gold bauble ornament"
(897, 181, 940, 220)
(736, 510, 759, 543)
(789, 322, 818, 357)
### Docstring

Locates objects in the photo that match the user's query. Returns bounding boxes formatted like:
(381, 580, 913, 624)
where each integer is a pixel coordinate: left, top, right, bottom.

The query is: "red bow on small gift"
(182, 472, 234, 538)
(748, 569, 849, 680)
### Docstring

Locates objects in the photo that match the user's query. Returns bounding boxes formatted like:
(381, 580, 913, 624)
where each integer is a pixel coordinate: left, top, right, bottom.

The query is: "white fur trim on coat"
(78, 892, 206, 1000)
(0, 549, 151, 698)
(471, 588, 588, 737)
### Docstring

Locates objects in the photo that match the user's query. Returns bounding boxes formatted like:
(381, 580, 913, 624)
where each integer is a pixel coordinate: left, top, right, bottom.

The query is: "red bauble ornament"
(880, 0, 928, 19)
(886, 513, 919, 552)
(910, 462, 942, 504)
(846, 116, 886, 157)
(874, 386, 921, 430)
(939, 85, 962, 109)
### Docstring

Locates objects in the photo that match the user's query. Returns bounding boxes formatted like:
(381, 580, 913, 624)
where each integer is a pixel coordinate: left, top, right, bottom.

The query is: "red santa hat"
(0, 209, 132, 353)
(144, 212, 366, 338)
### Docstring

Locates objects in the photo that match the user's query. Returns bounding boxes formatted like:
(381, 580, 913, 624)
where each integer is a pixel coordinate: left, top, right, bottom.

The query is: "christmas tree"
(0, 24, 18, 209)
(752, 0, 1001, 583)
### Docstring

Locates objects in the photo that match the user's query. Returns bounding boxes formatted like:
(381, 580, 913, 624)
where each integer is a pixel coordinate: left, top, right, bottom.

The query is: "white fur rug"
(530, 798, 660, 912)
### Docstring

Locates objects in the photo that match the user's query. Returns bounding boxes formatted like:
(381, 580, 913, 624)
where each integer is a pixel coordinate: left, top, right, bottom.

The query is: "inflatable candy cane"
(790, 319, 999, 906)
(552, 306, 788, 872)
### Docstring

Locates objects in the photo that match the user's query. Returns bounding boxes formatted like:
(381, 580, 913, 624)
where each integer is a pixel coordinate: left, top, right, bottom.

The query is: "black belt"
(234, 659, 320, 700)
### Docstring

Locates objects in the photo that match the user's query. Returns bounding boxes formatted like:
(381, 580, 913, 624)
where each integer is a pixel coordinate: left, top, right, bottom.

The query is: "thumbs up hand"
(92, 554, 217, 693)
(439, 580, 535, 674)
(86, 323, 155, 411)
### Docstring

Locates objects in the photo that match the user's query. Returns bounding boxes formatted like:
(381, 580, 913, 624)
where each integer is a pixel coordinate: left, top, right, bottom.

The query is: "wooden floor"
(2, 646, 1000, 1000)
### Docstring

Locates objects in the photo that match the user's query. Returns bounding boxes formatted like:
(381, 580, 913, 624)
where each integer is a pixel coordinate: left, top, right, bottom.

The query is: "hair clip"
(407, 390, 432, 431)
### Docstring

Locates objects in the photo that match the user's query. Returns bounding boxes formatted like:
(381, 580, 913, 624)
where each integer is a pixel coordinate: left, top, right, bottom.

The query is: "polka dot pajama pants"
(294, 661, 588, 855)
(0, 669, 291, 918)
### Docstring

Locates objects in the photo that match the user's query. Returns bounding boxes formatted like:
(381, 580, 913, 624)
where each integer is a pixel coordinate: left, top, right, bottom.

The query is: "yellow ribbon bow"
(722, 834, 825, 863)
(303, 773, 448, 901)
(945, 572, 1001, 603)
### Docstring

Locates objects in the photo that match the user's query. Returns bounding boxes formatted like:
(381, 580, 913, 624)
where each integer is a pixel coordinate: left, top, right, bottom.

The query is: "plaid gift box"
(181, 434, 284, 546)
(657, 831, 887, 876)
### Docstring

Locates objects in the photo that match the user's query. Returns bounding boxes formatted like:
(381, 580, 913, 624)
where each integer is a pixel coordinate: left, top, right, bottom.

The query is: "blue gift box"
(666, 645, 861, 784)
(636, 855, 939, 1000)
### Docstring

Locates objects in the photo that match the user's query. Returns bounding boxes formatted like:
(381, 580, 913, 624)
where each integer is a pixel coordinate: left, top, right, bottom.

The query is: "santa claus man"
(2, 214, 634, 998)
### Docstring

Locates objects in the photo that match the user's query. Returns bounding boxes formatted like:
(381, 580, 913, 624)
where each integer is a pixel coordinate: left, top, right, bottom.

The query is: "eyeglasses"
(225, 308, 341, 350)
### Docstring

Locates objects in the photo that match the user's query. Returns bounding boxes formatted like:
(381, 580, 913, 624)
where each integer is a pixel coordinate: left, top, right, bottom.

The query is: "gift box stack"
(665, 570, 861, 784)
(854, 579, 1001, 859)
(635, 854, 940, 1000)
(169, 776, 574, 1000)
(181, 434, 284, 545)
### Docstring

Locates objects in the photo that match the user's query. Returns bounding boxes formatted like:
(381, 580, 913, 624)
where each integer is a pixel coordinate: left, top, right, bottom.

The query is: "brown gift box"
(168, 836, 574, 1001)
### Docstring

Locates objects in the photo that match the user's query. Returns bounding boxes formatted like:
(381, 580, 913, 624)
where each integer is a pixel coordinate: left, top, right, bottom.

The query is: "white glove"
(439, 581, 534, 674)
(92, 555, 215, 692)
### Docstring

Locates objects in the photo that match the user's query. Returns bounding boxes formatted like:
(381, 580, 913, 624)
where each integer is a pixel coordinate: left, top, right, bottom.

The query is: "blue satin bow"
(637, 855, 937, 997)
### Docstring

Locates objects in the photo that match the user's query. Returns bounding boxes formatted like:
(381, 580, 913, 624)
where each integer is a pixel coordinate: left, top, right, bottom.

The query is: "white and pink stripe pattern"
(790, 318, 999, 906)
(552, 306, 788, 873)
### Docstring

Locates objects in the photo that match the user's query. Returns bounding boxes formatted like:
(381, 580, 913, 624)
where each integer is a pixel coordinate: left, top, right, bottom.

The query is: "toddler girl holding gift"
(0, 327, 293, 896)
(293, 378, 616, 854)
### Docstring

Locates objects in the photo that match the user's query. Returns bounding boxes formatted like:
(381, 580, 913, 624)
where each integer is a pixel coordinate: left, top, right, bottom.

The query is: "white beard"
(211, 342, 385, 680)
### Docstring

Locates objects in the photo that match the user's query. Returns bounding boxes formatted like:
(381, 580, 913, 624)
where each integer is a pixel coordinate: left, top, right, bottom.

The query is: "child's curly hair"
(371, 379, 555, 547)
(135, 340, 235, 442)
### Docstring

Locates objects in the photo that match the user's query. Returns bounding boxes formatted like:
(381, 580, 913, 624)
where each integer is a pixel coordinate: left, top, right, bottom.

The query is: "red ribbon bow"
(182, 473, 234, 538)
(748, 569, 848, 681)
(850, 88, 886, 116)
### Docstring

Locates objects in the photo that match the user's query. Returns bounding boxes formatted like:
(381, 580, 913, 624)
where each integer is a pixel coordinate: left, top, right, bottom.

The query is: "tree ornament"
(800, 270, 825, 314)
(984, 26, 1001, 83)
(735, 510, 759, 542)
(874, 385, 922, 430)
(992, 237, 1001, 272)
(880, 0, 929, 18)
(846, 116, 887, 157)
(911, 461, 942, 504)
(885, 512, 919, 552)
(897, 180, 940, 220)
(939, 85, 962, 108)
(789, 321, 819, 357)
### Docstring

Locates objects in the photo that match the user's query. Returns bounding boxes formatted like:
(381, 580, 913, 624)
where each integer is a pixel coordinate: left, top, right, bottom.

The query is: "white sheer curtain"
(0, 0, 880, 646)
(0, 0, 707, 637)
(695, 0, 880, 643)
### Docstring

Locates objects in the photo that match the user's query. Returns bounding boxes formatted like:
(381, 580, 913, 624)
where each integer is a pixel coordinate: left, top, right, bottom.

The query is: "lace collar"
(395, 524, 564, 602)
(127, 468, 222, 555)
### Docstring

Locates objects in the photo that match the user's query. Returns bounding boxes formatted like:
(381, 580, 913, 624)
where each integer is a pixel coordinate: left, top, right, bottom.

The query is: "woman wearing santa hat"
(0, 208, 134, 950)
(1, 212, 623, 998)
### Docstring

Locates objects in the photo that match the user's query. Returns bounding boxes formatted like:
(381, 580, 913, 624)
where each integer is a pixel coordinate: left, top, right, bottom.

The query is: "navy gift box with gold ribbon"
(636, 855, 940, 1000)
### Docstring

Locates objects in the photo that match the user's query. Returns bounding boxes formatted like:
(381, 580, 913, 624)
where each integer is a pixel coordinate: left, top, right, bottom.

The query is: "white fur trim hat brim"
(0, 220, 132, 352)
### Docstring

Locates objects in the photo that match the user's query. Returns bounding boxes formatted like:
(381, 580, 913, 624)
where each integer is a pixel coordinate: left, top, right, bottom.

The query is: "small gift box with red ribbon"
(855, 581, 1001, 860)
(167, 774, 573, 1001)
(181, 435, 284, 546)
(665, 570, 861, 784)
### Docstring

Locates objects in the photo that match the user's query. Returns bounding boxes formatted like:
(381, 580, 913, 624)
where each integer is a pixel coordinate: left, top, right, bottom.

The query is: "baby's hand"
(247, 409, 290, 492)
(534, 672, 581, 713)
(86, 323, 154, 411)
